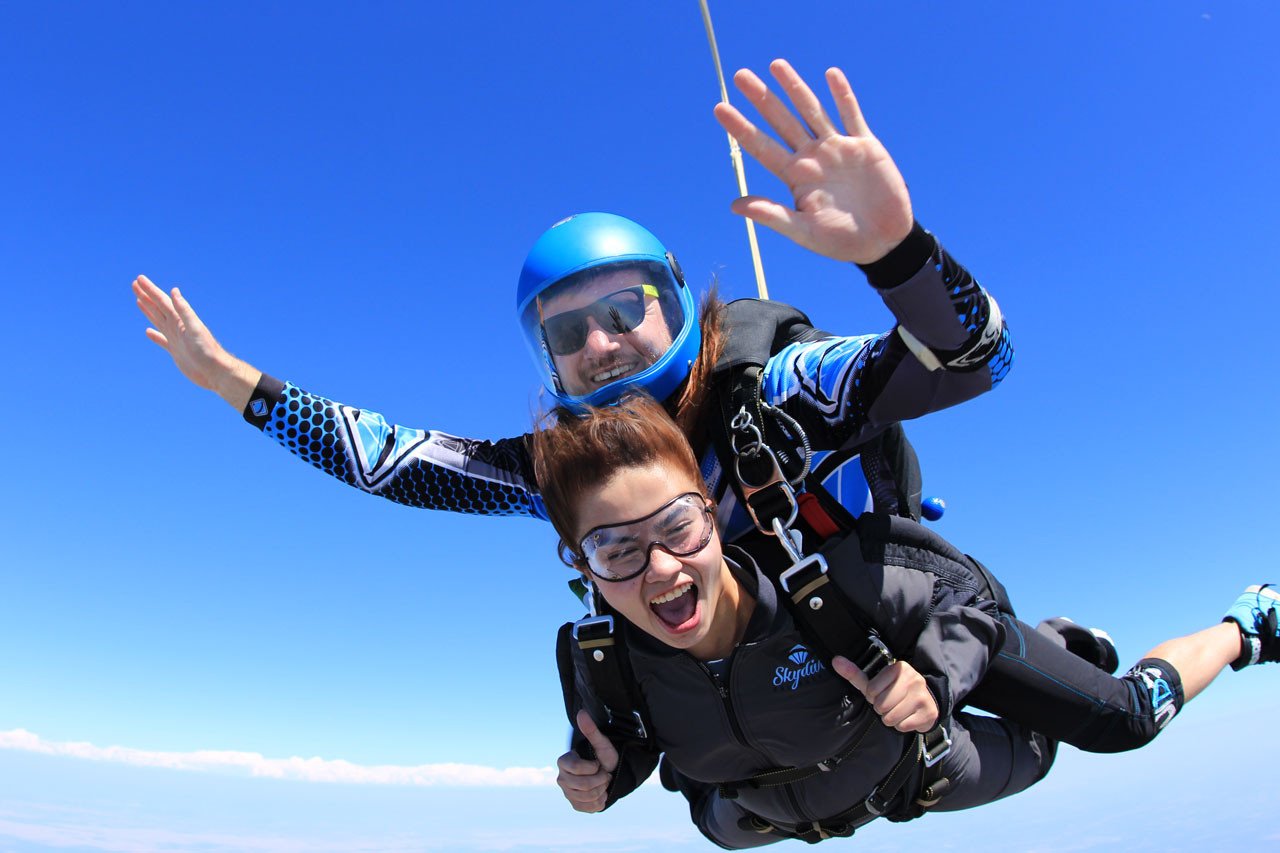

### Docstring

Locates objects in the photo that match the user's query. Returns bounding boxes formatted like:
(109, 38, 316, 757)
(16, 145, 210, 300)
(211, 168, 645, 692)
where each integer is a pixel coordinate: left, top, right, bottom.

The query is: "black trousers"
(965, 614, 1183, 753)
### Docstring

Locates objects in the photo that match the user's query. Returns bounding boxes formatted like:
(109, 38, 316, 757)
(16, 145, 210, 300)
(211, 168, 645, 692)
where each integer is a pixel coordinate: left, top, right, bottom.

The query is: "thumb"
(729, 196, 798, 240)
(575, 709, 620, 774)
(832, 655, 871, 697)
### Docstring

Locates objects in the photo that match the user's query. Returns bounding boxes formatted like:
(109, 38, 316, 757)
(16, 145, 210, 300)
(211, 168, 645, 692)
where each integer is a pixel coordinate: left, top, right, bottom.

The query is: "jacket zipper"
(696, 659, 750, 748)
(696, 654, 814, 826)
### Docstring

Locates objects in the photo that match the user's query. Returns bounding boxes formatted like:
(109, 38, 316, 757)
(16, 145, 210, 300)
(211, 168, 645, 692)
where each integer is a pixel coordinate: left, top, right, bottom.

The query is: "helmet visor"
(541, 283, 659, 356)
(518, 260, 688, 401)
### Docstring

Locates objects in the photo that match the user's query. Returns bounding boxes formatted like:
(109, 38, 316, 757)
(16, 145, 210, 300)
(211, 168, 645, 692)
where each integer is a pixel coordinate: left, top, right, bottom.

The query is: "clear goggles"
(575, 492, 714, 582)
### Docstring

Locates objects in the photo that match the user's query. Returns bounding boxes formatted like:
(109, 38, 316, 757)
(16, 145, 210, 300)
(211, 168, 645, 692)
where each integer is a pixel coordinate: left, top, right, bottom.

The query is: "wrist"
(241, 373, 286, 429)
(856, 221, 934, 289)
(212, 354, 261, 412)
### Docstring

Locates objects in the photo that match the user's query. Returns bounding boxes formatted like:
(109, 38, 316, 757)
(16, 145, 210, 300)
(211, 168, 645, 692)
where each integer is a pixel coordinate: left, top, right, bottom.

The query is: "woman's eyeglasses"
(576, 492, 714, 582)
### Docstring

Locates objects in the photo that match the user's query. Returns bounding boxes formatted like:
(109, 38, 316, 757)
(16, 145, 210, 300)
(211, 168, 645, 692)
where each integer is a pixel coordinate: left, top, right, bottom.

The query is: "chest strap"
(735, 730, 952, 842)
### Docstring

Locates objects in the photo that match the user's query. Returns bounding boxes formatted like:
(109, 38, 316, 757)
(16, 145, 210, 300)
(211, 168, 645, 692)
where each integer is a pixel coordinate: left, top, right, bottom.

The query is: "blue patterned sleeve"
(242, 375, 548, 520)
(761, 226, 1013, 451)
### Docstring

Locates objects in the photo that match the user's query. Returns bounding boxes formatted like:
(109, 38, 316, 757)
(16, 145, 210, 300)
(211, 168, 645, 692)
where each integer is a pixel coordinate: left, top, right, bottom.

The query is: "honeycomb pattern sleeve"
(243, 375, 548, 520)
(760, 225, 1013, 451)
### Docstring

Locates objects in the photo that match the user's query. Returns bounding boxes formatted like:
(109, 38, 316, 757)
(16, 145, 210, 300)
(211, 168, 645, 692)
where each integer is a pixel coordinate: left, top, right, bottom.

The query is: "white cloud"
(0, 729, 555, 786)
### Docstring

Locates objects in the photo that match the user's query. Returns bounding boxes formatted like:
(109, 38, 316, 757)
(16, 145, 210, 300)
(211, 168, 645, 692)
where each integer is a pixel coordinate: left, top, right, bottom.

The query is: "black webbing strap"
(735, 731, 936, 842)
(770, 548, 893, 681)
(571, 615, 651, 749)
(719, 712, 876, 798)
(845, 732, 928, 824)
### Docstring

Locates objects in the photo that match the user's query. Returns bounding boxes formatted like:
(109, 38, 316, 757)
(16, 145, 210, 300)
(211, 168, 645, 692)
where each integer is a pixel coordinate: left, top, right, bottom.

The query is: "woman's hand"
(834, 656, 940, 732)
(556, 709, 620, 813)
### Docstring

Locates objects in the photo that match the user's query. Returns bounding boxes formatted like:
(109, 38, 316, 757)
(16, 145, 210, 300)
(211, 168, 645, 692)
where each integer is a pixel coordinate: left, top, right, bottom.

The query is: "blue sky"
(1, 1, 1278, 849)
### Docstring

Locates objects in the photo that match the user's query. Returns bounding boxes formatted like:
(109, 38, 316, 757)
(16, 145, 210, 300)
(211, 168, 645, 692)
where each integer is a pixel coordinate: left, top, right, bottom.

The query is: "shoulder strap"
(558, 610, 655, 759)
(710, 299, 823, 491)
(709, 298, 924, 527)
(733, 537, 896, 685)
(714, 298, 825, 373)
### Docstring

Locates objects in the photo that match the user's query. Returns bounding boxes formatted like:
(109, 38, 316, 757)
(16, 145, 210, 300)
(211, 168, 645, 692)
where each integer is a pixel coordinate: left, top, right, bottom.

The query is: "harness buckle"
(572, 615, 616, 645)
(921, 725, 952, 768)
(854, 632, 895, 680)
(737, 459, 799, 536)
(777, 552, 830, 595)
(732, 408, 800, 537)
(863, 786, 889, 817)
(605, 708, 649, 742)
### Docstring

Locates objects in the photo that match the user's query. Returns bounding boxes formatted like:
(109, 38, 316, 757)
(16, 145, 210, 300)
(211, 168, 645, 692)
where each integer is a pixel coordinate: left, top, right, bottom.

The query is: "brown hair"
(667, 287, 726, 444)
(531, 392, 706, 563)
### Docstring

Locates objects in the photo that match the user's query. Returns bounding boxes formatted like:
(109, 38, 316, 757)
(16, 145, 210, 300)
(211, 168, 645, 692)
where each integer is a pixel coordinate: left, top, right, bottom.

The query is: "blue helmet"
(516, 212, 701, 409)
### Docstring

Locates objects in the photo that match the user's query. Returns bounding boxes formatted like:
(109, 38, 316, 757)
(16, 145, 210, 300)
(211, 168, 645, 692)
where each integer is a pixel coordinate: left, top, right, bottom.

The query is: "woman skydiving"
(535, 392, 1276, 846)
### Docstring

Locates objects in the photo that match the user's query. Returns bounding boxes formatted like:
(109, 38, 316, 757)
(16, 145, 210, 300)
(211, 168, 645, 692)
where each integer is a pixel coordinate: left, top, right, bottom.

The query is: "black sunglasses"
(541, 284, 659, 356)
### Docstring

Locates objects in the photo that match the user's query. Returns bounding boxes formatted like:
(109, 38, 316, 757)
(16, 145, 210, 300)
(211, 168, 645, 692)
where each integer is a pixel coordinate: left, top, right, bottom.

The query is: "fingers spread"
(770, 58, 836, 140)
(713, 102, 794, 179)
(732, 67, 812, 153)
(825, 67, 872, 137)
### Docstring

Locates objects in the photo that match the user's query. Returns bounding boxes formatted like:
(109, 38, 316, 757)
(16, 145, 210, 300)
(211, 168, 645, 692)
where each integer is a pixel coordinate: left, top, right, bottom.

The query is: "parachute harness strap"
(730, 403, 807, 546)
(727, 406, 952, 776)
(727, 729, 948, 839)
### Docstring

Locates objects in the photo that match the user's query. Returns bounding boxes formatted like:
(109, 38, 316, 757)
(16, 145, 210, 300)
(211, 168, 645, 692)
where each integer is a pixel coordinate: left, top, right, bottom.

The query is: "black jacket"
(566, 513, 1004, 832)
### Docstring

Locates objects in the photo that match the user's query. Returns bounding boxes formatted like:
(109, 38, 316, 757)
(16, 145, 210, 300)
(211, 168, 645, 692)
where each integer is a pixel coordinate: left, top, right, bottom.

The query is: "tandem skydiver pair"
(134, 59, 1280, 845)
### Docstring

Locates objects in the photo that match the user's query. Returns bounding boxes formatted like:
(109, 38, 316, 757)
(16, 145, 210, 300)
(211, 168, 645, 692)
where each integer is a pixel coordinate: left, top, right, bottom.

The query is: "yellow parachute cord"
(698, 0, 769, 300)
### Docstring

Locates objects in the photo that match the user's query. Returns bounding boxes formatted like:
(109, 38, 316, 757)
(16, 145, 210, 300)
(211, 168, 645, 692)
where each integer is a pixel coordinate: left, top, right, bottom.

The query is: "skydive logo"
(1130, 663, 1180, 731)
(773, 645, 827, 691)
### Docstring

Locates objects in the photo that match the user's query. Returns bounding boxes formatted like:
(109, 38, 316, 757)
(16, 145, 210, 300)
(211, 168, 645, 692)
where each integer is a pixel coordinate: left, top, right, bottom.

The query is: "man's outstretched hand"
(714, 59, 914, 266)
(133, 275, 260, 411)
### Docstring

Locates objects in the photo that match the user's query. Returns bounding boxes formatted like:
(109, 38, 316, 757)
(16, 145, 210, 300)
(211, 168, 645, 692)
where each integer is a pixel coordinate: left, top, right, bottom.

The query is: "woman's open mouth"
(650, 582, 700, 632)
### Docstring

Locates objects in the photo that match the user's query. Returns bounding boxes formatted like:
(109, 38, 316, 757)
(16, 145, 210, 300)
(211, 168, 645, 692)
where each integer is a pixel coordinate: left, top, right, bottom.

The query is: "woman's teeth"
(650, 583, 693, 606)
